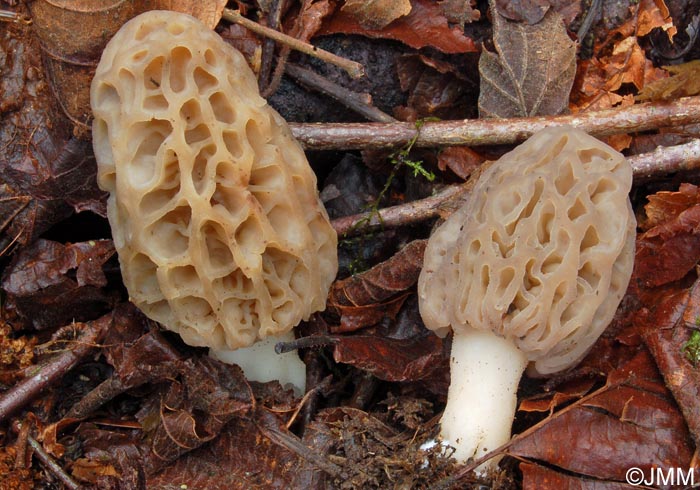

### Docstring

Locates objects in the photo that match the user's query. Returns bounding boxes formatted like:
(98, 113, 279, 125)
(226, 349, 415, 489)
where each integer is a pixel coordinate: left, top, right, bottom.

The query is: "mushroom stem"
(209, 331, 307, 394)
(441, 327, 527, 471)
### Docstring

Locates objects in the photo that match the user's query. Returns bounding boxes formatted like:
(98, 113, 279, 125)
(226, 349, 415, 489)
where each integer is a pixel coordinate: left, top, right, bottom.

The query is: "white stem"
(440, 327, 528, 472)
(209, 331, 306, 394)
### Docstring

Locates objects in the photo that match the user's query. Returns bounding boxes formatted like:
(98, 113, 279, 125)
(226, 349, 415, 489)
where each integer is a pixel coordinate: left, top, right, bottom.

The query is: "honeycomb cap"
(418, 126, 636, 375)
(91, 10, 338, 350)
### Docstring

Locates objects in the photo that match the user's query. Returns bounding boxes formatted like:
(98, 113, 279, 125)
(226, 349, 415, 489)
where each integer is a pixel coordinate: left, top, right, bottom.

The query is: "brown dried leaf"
(147, 0, 228, 29)
(330, 239, 426, 307)
(495, 0, 551, 24)
(341, 0, 412, 30)
(495, 0, 581, 25)
(478, 7, 576, 118)
(320, 0, 478, 54)
(641, 183, 700, 230)
(521, 462, 633, 490)
(510, 351, 695, 481)
(569, 0, 673, 112)
(635, 279, 700, 444)
(0, 240, 116, 329)
(437, 0, 480, 28)
(333, 332, 448, 382)
(634, 189, 700, 288)
(437, 146, 485, 180)
(636, 60, 700, 102)
(148, 410, 300, 489)
(396, 55, 471, 120)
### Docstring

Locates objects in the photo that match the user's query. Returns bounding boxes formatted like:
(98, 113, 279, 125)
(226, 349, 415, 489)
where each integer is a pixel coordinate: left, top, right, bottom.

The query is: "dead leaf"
(331, 240, 425, 307)
(495, 0, 551, 24)
(637, 0, 676, 38)
(634, 187, 700, 288)
(0, 240, 116, 329)
(437, 0, 480, 28)
(437, 146, 485, 180)
(478, 7, 576, 118)
(396, 54, 472, 119)
(569, 0, 674, 112)
(510, 350, 695, 481)
(341, 0, 412, 30)
(320, 0, 478, 54)
(148, 410, 300, 489)
(641, 183, 700, 231)
(635, 280, 700, 445)
(520, 462, 633, 490)
(333, 332, 448, 382)
(636, 60, 700, 102)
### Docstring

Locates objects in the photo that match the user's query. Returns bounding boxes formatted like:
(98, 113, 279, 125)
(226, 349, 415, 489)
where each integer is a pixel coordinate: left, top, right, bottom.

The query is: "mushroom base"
(209, 331, 306, 394)
(440, 327, 528, 471)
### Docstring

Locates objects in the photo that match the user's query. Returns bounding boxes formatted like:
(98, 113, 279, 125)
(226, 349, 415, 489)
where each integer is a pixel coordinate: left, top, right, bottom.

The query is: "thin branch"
(27, 435, 80, 490)
(286, 63, 397, 123)
(290, 96, 700, 150)
(223, 8, 364, 79)
(330, 138, 700, 236)
(0, 316, 110, 424)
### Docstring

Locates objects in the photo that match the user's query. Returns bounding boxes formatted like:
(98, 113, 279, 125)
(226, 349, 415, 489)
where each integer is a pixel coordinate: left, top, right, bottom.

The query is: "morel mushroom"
(91, 10, 338, 391)
(418, 127, 636, 469)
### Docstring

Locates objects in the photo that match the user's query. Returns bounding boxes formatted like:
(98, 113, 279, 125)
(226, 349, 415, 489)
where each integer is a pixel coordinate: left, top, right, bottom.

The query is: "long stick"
(291, 96, 700, 150)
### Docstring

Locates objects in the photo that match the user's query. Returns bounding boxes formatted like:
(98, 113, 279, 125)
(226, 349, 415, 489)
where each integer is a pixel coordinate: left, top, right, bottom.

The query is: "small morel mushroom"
(418, 127, 636, 469)
(91, 10, 338, 392)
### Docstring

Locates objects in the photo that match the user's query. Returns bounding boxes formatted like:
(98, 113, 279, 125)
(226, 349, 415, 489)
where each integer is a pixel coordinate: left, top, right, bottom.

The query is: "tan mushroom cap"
(91, 10, 338, 350)
(418, 127, 635, 375)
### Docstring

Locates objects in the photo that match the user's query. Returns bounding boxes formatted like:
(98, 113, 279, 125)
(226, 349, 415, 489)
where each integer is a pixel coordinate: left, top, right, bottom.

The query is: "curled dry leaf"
(510, 350, 695, 482)
(148, 409, 301, 489)
(478, 7, 576, 118)
(341, 0, 412, 30)
(320, 0, 478, 54)
(635, 278, 700, 444)
(0, 239, 116, 329)
(636, 60, 700, 102)
(333, 332, 448, 382)
(634, 185, 700, 288)
(329, 240, 426, 331)
(569, 0, 673, 112)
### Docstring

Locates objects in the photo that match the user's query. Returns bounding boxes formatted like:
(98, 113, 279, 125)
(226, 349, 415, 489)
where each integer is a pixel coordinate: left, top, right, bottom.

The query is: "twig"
(222, 8, 364, 79)
(330, 139, 700, 236)
(332, 183, 465, 236)
(27, 435, 80, 490)
(258, 0, 284, 91)
(290, 96, 700, 150)
(0, 315, 110, 424)
(257, 421, 348, 479)
(286, 63, 397, 123)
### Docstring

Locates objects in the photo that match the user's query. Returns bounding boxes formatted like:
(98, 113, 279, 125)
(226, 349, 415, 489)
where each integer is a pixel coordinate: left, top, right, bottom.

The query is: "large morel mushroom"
(418, 126, 636, 469)
(90, 10, 338, 390)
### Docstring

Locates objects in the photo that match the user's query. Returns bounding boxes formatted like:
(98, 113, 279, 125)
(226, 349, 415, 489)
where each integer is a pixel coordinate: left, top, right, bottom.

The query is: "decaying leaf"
(636, 60, 700, 101)
(569, 0, 673, 112)
(478, 7, 576, 118)
(396, 54, 472, 120)
(320, 0, 478, 54)
(630, 275, 700, 445)
(510, 351, 695, 482)
(634, 185, 700, 288)
(437, 0, 480, 28)
(333, 332, 448, 382)
(148, 410, 301, 489)
(341, 0, 412, 30)
(329, 240, 425, 330)
(0, 239, 116, 329)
